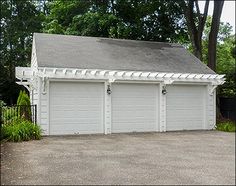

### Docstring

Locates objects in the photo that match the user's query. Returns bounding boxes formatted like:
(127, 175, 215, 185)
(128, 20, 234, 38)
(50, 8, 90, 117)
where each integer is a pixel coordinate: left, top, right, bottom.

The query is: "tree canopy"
(0, 0, 44, 104)
(201, 17, 235, 97)
(43, 0, 188, 42)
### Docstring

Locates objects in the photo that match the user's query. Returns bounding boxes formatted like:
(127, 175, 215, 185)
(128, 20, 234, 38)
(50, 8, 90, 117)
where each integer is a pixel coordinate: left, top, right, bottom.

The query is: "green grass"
(1, 119, 42, 142)
(216, 119, 236, 132)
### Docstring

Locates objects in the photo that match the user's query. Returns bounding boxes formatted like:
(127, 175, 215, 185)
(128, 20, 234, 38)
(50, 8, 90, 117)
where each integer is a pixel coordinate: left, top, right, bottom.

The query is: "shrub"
(216, 119, 236, 132)
(2, 107, 19, 123)
(17, 91, 32, 121)
(1, 119, 42, 142)
(0, 100, 6, 107)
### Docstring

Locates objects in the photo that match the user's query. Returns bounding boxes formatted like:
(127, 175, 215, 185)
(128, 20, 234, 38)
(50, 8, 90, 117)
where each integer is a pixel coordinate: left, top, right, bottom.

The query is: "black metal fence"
(0, 105, 37, 125)
(220, 97, 236, 121)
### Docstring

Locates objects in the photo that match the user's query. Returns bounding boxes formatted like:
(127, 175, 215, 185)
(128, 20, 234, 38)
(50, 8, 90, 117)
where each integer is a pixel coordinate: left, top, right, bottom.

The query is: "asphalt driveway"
(1, 131, 235, 185)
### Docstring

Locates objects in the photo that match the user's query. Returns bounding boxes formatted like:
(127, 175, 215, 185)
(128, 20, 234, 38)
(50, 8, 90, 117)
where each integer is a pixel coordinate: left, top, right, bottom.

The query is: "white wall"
(37, 79, 50, 134)
(30, 39, 40, 125)
(207, 88, 216, 129)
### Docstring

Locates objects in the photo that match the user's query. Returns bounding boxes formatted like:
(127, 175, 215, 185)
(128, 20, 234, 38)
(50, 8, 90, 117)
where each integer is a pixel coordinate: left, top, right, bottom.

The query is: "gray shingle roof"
(34, 33, 215, 74)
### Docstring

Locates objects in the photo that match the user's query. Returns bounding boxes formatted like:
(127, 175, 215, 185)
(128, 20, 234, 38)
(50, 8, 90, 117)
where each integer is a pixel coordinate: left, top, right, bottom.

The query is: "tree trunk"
(110, 0, 115, 14)
(183, 0, 209, 61)
(208, 1, 224, 120)
(193, 39, 203, 60)
(208, 0, 224, 71)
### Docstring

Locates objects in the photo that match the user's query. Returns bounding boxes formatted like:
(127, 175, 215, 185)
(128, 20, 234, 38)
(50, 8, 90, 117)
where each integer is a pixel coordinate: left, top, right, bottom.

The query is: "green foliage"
(17, 90, 30, 106)
(16, 91, 32, 121)
(17, 91, 23, 106)
(43, 0, 188, 43)
(1, 119, 42, 142)
(65, 12, 123, 38)
(0, 100, 6, 107)
(218, 73, 236, 98)
(201, 17, 235, 98)
(114, 0, 188, 42)
(43, 19, 65, 34)
(202, 17, 233, 42)
(42, 0, 91, 34)
(216, 119, 236, 132)
(215, 35, 235, 98)
(2, 107, 19, 123)
(0, 0, 44, 105)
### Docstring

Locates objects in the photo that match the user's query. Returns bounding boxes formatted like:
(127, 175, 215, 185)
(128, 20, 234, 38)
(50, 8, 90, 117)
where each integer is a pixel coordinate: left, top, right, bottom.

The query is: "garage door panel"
(115, 118, 156, 122)
(167, 121, 203, 130)
(50, 82, 104, 135)
(52, 108, 102, 115)
(167, 109, 203, 116)
(166, 85, 206, 131)
(51, 128, 100, 135)
(167, 118, 203, 122)
(112, 83, 158, 133)
(113, 110, 154, 114)
(51, 99, 101, 104)
(167, 99, 202, 105)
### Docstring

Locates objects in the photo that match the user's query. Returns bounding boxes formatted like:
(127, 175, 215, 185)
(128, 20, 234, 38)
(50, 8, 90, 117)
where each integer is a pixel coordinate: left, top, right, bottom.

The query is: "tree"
(182, 0, 209, 60)
(208, 0, 224, 71)
(201, 17, 235, 98)
(17, 90, 32, 121)
(65, 12, 123, 37)
(114, 0, 188, 42)
(182, 0, 224, 71)
(43, 0, 188, 43)
(42, 0, 91, 34)
(0, 0, 44, 105)
(216, 35, 235, 98)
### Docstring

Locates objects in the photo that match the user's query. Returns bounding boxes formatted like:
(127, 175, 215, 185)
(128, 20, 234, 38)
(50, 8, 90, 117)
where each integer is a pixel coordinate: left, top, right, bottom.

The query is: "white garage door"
(49, 82, 104, 135)
(166, 85, 206, 131)
(111, 83, 158, 133)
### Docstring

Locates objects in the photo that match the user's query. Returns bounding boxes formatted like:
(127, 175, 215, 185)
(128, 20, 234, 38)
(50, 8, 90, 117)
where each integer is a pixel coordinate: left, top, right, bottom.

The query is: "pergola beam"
(16, 67, 225, 86)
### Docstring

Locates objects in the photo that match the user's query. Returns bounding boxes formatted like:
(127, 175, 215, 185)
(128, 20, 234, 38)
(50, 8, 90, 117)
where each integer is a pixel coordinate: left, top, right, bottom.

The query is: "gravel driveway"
(1, 131, 235, 185)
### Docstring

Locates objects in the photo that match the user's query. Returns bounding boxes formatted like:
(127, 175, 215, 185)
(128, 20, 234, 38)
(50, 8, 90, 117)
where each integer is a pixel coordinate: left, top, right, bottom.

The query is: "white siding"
(32, 89, 39, 105)
(166, 85, 206, 131)
(29, 41, 41, 127)
(49, 82, 104, 135)
(39, 80, 49, 134)
(104, 81, 112, 134)
(111, 83, 159, 133)
(30, 38, 41, 127)
(159, 83, 166, 132)
(207, 88, 216, 129)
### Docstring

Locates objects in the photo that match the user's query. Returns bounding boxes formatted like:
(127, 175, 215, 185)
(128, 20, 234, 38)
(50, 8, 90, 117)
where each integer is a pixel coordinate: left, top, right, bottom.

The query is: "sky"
(198, 0, 235, 34)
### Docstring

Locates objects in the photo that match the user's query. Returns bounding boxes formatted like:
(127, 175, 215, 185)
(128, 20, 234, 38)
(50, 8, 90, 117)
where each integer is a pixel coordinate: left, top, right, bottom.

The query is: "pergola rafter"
(16, 67, 225, 88)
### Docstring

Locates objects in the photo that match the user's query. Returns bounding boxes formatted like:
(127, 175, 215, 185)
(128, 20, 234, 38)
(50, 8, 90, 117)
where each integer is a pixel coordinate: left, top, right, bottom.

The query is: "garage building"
(16, 33, 225, 135)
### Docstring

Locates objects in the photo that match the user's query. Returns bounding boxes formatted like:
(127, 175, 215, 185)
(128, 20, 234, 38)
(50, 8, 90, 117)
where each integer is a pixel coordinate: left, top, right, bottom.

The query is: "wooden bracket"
(42, 76, 48, 95)
(208, 85, 217, 96)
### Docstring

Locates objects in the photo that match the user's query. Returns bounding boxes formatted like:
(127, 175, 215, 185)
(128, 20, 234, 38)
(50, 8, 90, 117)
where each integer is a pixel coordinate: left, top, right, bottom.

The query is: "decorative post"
(159, 82, 167, 132)
(104, 81, 112, 134)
